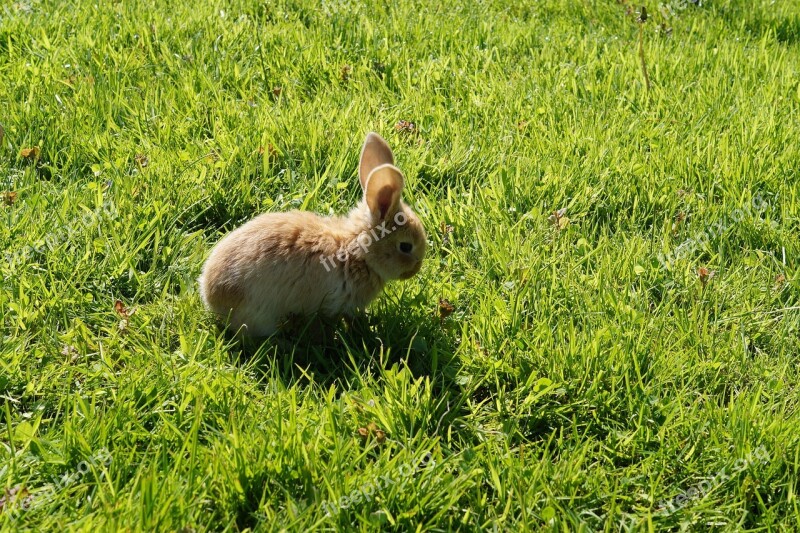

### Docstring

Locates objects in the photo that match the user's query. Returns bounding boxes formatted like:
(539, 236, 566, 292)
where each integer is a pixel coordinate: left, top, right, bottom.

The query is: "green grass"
(1, 0, 799, 530)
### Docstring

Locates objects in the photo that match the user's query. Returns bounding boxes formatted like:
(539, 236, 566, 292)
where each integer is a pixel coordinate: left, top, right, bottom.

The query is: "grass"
(1, 0, 799, 530)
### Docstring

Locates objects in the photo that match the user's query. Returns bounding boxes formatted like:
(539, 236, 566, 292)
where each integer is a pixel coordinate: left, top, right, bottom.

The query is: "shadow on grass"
(217, 303, 478, 447)
(219, 304, 462, 391)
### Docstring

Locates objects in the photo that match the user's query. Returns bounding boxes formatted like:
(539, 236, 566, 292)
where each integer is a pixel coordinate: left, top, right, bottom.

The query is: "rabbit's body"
(199, 132, 426, 337)
(199, 208, 385, 337)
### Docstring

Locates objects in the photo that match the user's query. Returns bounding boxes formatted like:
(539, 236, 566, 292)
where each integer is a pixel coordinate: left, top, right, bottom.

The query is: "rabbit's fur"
(199, 132, 427, 337)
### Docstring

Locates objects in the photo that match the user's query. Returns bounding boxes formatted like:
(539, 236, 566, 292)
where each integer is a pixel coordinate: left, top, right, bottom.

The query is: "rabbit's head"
(355, 132, 427, 282)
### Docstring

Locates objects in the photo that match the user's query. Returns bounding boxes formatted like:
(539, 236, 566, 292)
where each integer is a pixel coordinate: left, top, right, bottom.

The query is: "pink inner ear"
(376, 185, 396, 219)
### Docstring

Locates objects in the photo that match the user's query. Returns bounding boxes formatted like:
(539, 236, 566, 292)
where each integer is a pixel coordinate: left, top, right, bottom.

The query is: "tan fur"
(198, 132, 427, 337)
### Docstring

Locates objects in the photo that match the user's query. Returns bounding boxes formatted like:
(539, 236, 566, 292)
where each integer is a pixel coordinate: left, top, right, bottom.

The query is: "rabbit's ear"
(364, 165, 404, 220)
(359, 132, 394, 191)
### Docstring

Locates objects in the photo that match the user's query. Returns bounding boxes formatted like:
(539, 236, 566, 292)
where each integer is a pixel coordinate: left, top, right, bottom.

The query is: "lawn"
(1, 0, 799, 530)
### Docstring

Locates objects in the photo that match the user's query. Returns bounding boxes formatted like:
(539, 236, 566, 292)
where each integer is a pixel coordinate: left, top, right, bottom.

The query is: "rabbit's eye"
(399, 242, 413, 254)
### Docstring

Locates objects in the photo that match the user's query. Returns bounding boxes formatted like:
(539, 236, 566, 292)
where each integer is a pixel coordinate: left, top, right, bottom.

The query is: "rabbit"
(198, 132, 427, 337)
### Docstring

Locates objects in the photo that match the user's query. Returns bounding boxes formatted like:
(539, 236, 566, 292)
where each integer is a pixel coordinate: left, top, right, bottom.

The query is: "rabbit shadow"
(225, 303, 462, 389)
(220, 302, 483, 449)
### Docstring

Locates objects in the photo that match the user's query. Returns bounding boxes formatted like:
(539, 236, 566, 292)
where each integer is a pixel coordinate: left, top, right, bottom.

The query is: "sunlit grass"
(1, 0, 799, 530)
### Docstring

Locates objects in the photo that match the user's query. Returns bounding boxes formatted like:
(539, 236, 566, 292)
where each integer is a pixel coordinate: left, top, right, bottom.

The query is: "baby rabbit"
(199, 132, 427, 337)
